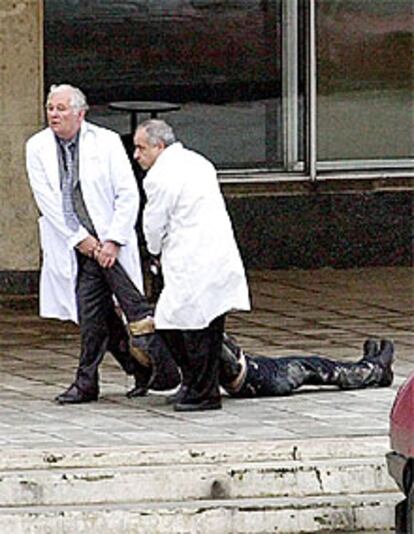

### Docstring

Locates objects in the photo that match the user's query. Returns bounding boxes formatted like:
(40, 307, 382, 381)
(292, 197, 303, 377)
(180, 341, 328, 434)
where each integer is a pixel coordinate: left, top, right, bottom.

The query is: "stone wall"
(0, 0, 43, 289)
(2, 186, 412, 294)
(227, 190, 413, 270)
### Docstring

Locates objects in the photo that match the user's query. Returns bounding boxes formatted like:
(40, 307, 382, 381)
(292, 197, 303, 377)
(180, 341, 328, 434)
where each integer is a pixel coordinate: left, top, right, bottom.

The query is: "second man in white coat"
(134, 119, 250, 411)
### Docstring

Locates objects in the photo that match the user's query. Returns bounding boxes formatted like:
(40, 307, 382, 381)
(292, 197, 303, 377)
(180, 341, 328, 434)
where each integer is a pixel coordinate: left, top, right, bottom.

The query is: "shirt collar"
(55, 131, 80, 148)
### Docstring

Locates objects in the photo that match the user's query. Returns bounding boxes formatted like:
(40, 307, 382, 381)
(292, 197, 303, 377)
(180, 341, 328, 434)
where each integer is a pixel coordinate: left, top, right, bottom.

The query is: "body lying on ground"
(103, 260, 394, 400)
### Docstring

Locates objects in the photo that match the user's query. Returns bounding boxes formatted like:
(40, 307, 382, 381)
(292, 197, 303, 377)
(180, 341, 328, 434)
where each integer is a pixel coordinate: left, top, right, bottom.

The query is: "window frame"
(219, 0, 414, 184)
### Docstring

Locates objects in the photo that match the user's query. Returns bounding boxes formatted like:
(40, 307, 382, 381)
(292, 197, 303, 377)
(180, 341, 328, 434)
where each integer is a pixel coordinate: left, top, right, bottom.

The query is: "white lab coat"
(143, 142, 250, 329)
(26, 121, 143, 323)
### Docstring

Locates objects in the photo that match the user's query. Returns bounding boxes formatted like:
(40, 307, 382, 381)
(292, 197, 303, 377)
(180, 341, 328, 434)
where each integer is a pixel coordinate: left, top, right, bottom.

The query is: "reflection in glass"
(45, 0, 286, 170)
(316, 0, 413, 162)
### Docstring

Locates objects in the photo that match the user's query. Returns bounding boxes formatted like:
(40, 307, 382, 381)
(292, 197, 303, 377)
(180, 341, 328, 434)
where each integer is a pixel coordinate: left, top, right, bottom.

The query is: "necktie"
(62, 142, 79, 232)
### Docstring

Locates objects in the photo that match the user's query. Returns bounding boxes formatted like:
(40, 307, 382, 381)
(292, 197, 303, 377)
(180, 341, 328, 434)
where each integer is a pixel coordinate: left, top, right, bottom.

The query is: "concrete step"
(0, 456, 397, 507)
(0, 437, 400, 532)
(0, 492, 399, 533)
(0, 436, 392, 470)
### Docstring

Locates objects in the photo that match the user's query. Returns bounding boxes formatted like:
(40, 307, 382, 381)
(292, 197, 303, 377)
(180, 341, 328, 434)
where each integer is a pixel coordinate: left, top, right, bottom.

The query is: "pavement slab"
(0, 266, 412, 452)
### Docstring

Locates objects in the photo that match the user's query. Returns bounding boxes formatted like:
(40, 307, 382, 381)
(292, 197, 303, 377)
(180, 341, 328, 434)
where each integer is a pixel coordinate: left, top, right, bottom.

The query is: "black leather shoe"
(174, 397, 222, 412)
(55, 384, 98, 405)
(165, 385, 188, 405)
(126, 370, 151, 398)
(126, 385, 148, 398)
(377, 339, 395, 387)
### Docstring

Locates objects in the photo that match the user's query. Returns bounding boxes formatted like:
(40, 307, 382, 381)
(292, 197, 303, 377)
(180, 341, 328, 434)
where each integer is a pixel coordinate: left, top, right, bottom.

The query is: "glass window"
(316, 0, 414, 164)
(44, 0, 411, 177)
(45, 0, 300, 172)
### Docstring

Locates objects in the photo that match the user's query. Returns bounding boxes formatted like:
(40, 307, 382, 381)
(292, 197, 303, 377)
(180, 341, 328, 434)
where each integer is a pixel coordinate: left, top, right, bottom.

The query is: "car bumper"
(386, 451, 408, 494)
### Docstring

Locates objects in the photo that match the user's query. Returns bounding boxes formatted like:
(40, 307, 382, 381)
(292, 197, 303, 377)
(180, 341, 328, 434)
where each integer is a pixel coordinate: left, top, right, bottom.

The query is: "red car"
(387, 371, 414, 533)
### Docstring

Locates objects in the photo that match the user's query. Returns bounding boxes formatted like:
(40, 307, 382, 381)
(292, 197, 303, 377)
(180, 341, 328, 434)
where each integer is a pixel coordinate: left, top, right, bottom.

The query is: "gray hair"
(46, 84, 89, 113)
(138, 119, 176, 147)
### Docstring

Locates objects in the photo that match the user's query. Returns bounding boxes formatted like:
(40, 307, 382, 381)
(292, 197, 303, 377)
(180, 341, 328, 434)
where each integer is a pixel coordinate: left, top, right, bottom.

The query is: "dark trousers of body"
(74, 253, 142, 394)
(234, 354, 385, 398)
(159, 315, 225, 404)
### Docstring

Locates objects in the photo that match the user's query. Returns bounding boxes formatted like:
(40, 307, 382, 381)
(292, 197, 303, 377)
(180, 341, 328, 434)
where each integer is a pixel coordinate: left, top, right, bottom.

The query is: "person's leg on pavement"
(172, 314, 225, 412)
(290, 338, 394, 390)
(103, 261, 181, 396)
(103, 261, 154, 324)
(221, 337, 394, 398)
(158, 329, 191, 404)
(55, 254, 112, 404)
(105, 305, 153, 397)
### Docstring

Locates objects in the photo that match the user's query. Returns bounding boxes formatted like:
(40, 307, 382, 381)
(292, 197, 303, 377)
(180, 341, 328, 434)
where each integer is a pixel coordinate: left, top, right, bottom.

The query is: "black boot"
(362, 338, 379, 360)
(376, 339, 395, 387)
(360, 338, 394, 386)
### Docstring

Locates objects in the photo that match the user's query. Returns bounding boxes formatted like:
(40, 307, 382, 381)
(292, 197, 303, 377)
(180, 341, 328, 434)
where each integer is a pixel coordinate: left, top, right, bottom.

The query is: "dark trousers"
(102, 260, 181, 392)
(74, 254, 142, 393)
(159, 315, 225, 403)
(102, 260, 153, 323)
(234, 354, 385, 398)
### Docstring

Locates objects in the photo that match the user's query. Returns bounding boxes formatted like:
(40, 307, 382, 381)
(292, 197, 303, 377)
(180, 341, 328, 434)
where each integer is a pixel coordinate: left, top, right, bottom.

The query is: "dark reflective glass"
(44, 0, 286, 170)
(317, 0, 413, 162)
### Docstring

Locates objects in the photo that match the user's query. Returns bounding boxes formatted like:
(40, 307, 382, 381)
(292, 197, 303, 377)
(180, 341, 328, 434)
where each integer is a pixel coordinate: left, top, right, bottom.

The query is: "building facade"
(1, 0, 413, 291)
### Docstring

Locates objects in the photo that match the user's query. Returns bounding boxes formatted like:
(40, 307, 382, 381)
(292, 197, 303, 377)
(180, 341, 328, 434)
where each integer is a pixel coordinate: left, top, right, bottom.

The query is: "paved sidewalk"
(0, 266, 412, 450)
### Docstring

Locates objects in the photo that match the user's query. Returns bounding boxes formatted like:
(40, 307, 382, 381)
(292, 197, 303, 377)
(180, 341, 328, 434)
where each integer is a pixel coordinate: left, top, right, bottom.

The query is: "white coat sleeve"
(106, 134, 139, 245)
(143, 172, 177, 256)
(25, 139, 89, 249)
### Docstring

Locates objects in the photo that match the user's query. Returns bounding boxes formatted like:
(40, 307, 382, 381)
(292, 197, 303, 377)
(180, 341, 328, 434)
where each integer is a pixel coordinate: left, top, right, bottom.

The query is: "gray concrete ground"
(0, 266, 412, 450)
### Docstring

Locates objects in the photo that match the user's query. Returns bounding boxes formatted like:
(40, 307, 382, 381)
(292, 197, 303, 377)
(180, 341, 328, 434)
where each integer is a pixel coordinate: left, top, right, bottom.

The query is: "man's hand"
(76, 235, 101, 258)
(95, 240, 120, 269)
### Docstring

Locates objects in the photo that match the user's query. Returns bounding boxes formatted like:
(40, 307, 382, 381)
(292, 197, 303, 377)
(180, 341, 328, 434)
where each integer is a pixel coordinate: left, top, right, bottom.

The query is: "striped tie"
(62, 142, 79, 232)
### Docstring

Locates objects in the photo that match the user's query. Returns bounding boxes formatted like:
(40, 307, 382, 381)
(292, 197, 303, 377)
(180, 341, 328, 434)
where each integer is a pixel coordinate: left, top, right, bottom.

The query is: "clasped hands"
(77, 235, 119, 268)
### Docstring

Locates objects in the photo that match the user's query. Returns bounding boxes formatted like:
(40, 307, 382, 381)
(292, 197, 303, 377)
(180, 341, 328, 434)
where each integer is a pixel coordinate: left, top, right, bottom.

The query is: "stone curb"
(0, 435, 391, 471)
